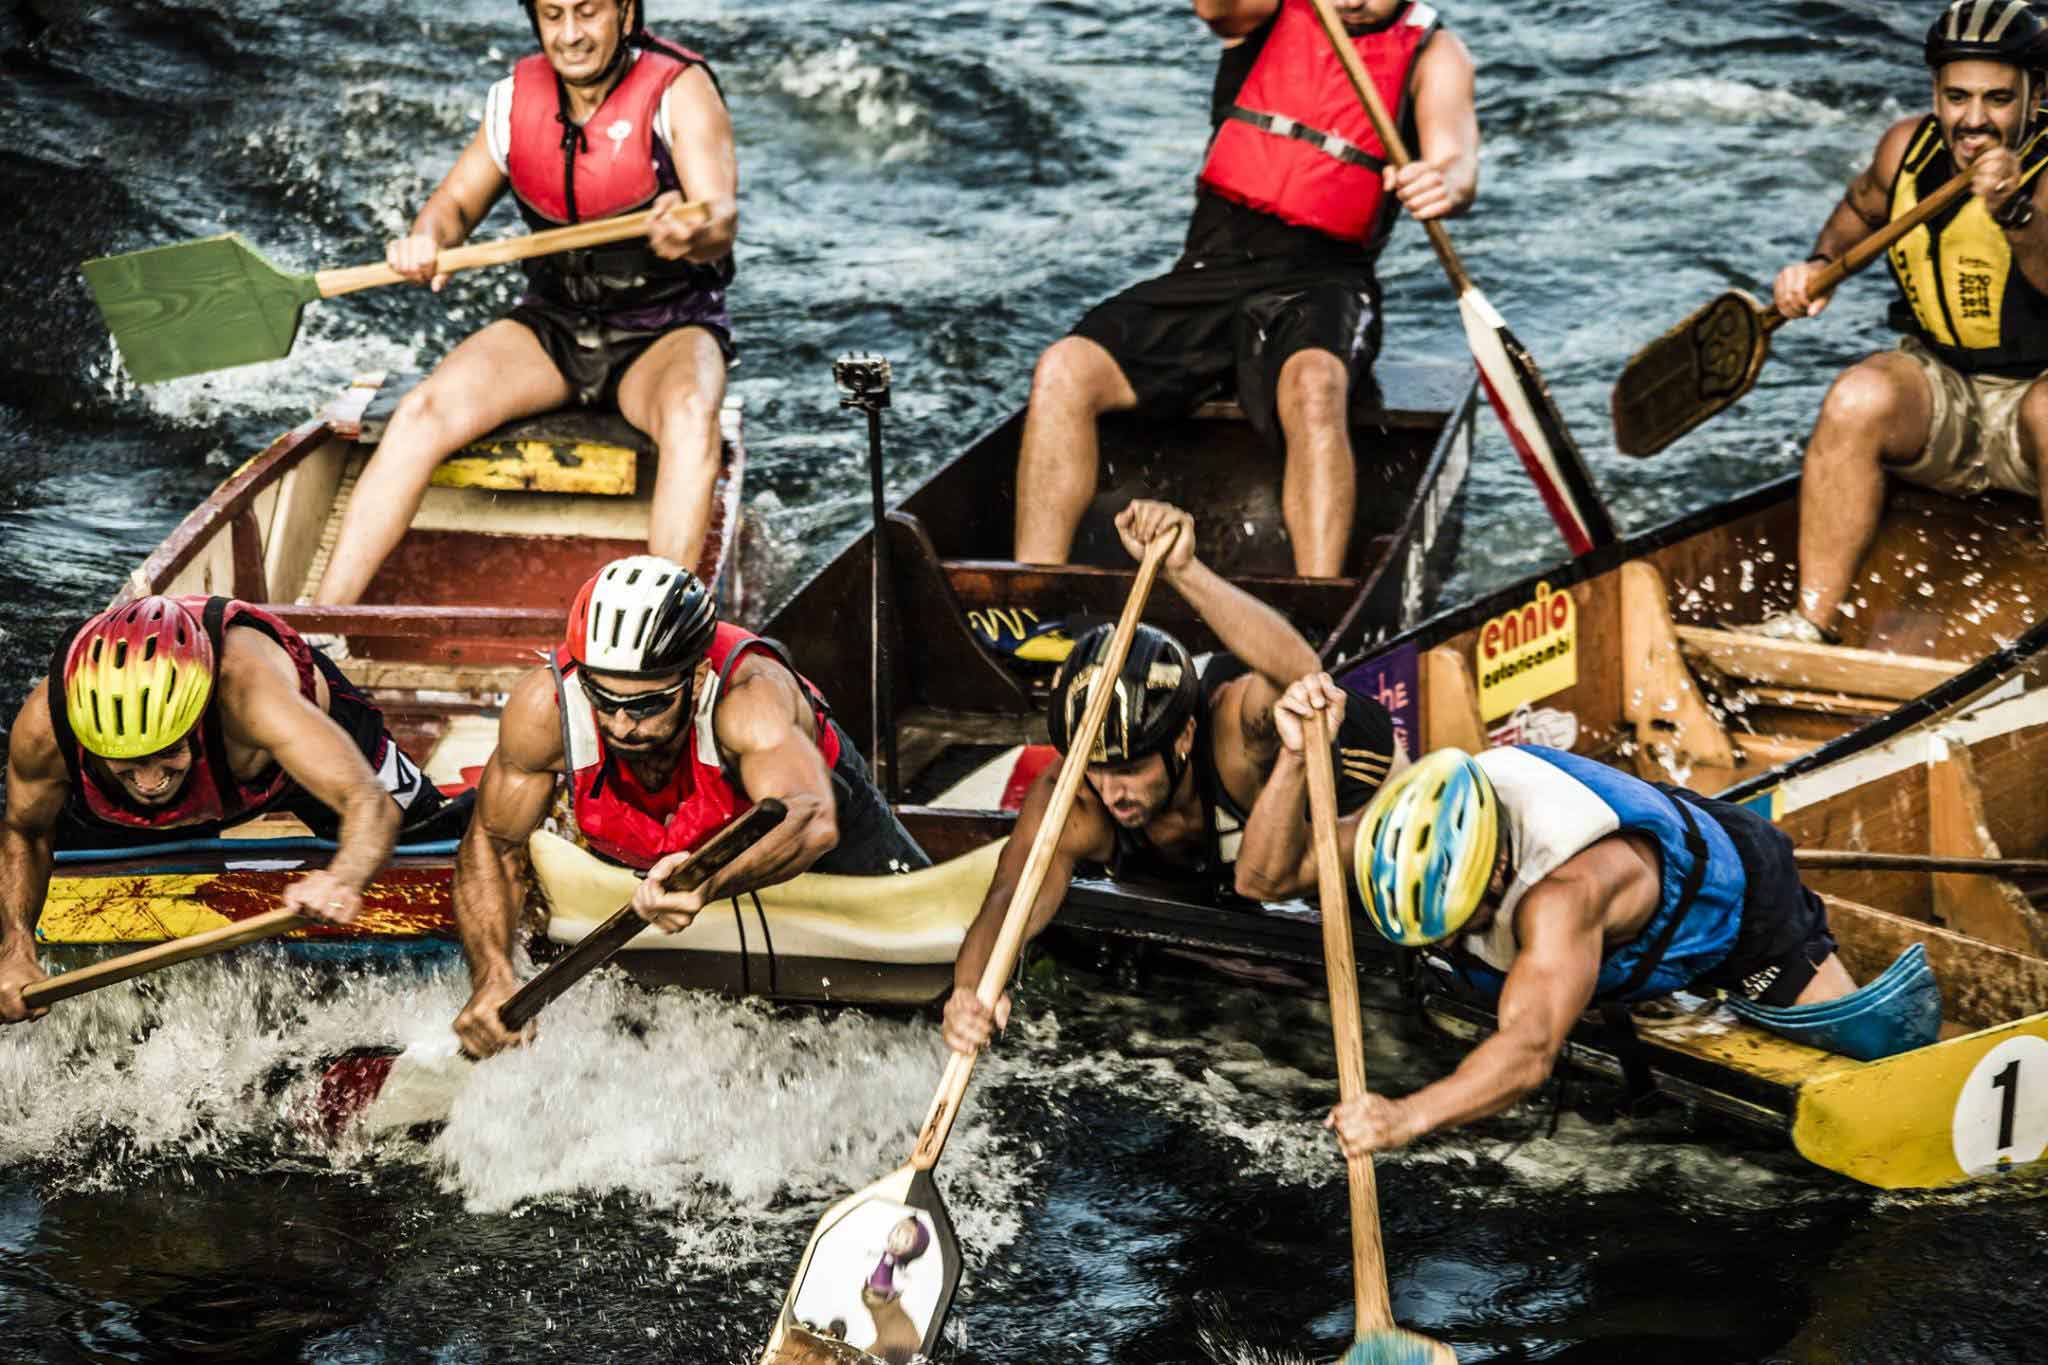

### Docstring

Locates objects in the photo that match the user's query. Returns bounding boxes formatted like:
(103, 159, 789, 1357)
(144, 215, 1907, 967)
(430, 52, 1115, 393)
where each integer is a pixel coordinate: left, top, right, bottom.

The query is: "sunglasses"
(580, 673, 690, 720)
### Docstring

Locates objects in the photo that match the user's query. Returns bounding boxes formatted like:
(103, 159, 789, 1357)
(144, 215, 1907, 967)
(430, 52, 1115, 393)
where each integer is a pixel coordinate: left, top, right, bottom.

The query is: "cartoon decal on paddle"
(789, 1209, 942, 1364)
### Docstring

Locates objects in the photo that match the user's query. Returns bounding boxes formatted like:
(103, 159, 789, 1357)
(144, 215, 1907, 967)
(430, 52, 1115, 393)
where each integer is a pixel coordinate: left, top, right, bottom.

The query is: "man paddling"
(1745, 0, 2048, 643)
(1236, 677, 1941, 1158)
(450, 555, 928, 1056)
(941, 502, 1403, 1054)
(0, 596, 458, 1023)
(312, 0, 738, 606)
(1010, 0, 1478, 577)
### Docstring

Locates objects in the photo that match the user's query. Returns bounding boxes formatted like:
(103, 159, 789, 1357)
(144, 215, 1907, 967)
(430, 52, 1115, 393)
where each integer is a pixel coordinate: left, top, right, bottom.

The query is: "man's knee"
(648, 388, 720, 461)
(1276, 349, 1349, 433)
(1813, 357, 1922, 449)
(1030, 337, 1123, 416)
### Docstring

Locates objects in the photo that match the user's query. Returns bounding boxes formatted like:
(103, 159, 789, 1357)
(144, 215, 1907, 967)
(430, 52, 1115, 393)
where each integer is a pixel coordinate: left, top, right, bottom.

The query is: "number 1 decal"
(1953, 1035, 2048, 1177)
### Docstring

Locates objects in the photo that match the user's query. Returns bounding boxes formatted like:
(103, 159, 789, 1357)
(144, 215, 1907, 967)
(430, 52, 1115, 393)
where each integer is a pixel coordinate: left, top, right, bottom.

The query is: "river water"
(4, 0, 2046, 1360)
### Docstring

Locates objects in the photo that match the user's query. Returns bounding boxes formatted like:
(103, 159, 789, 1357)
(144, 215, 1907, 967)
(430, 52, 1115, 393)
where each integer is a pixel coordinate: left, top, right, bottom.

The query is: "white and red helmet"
(565, 555, 717, 678)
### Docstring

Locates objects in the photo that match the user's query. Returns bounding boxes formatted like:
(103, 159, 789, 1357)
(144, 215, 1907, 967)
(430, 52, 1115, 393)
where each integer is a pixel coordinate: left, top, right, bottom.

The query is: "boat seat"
(1674, 627, 1965, 703)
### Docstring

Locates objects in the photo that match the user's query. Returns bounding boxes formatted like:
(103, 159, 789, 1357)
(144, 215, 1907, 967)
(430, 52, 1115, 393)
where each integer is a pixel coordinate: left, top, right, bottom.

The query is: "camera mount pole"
(836, 353, 899, 801)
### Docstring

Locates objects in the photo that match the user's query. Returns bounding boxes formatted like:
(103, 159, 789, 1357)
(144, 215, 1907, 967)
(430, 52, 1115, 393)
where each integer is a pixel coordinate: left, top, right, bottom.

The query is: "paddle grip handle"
(313, 200, 713, 298)
(1303, 714, 1397, 1333)
(1762, 167, 1975, 336)
(909, 528, 1183, 1172)
(1307, 0, 1473, 293)
(497, 797, 786, 1032)
(21, 907, 308, 1008)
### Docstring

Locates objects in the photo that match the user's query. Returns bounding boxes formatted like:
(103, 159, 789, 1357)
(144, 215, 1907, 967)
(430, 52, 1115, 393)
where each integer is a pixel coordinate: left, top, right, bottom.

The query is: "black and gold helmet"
(1045, 623, 1200, 771)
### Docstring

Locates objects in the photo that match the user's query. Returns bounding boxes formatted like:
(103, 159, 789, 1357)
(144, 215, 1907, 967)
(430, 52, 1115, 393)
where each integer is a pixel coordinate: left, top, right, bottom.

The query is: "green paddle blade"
(81, 235, 321, 384)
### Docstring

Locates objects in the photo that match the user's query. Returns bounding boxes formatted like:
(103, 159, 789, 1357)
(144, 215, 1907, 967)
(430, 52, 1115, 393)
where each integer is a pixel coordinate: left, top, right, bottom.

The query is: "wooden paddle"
(1303, 713, 1456, 1365)
(757, 527, 1183, 1365)
(1307, 0, 1614, 557)
(1795, 849, 2048, 878)
(316, 797, 784, 1135)
(82, 199, 712, 384)
(17, 906, 308, 1012)
(1610, 167, 1974, 456)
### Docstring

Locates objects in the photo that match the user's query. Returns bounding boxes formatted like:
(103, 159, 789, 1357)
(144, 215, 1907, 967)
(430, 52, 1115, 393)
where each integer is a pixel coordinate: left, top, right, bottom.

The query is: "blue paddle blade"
(1341, 1327, 1458, 1364)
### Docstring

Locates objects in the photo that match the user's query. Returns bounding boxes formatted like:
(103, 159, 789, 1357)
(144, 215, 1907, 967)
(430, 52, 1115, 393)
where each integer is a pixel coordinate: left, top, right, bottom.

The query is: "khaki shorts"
(1888, 336, 2045, 497)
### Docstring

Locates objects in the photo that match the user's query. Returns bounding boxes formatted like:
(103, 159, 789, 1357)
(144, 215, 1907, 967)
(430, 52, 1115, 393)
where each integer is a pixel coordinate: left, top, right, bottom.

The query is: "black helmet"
(1925, 0, 2048, 71)
(566, 555, 716, 678)
(1046, 623, 1200, 773)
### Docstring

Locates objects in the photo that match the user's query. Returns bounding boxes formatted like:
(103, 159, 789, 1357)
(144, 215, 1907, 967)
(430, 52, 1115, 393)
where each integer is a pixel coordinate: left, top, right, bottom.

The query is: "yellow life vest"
(1886, 115, 2048, 377)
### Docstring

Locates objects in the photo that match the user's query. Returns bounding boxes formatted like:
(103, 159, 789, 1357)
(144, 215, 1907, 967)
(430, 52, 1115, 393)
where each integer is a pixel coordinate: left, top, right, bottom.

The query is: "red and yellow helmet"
(62, 597, 216, 759)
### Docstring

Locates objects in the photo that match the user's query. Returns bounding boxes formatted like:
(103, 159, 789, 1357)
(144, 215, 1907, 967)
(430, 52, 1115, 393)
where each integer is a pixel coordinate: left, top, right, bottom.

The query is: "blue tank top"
(1453, 746, 1746, 1003)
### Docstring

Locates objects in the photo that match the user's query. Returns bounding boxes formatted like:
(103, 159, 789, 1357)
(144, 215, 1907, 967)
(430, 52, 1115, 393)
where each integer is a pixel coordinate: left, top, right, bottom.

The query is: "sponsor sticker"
(1485, 701, 1580, 751)
(1476, 580, 1577, 721)
(1344, 641, 1418, 759)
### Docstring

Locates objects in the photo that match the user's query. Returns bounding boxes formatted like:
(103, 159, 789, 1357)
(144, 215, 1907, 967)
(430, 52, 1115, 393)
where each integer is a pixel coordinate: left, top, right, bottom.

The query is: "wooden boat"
(38, 357, 1477, 1002)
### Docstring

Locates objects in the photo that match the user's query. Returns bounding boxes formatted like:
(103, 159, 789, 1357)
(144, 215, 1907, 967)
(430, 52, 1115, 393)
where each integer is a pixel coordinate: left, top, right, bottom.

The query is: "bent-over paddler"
(451, 555, 929, 1057)
(942, 501, 1405, 1056)
(0, 595, 461, 1022)
(1235, 675, 1943, 1159)
(314, 0, 738, 606)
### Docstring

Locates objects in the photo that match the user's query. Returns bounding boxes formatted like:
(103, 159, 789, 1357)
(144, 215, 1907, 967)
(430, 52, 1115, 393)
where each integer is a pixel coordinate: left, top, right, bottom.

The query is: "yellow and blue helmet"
(1353, 748, 1500, 947)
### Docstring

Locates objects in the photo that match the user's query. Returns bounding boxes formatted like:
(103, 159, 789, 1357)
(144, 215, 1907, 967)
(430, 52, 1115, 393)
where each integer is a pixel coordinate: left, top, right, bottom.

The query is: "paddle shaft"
(312, 200, 712, 298)
(498, 798, 786, 1032)
(1796, 848, 2048, 878)
(21, 907, 307, 1007)
(1302, 713, 1397, 1334)
(1758, 167, 1974, 336)
(908, 529, 1182, 1171)
(1306, 0, 1471, 292)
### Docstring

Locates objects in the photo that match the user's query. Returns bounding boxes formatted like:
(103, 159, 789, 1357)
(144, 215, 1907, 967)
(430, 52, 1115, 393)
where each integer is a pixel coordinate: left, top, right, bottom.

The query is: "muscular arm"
(953, 768, 1116, 994)
(1813, 117, 1916, 263)
(651, 65, 738, 263)
(1406, 29, 1479, 217)
(691, 657, 838, 903)
(0, 689, 67, 1019)
(453, 670, 562, 989)
(411, 128, 508, 250)
(1233, 744, 1331, 900)
(1392, 877, 1604, 1136)
(218, 633, 398, 898)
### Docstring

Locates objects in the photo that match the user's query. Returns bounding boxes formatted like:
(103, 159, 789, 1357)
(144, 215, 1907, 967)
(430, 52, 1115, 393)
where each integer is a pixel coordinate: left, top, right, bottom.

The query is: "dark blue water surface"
(4, 1, 2046, 1361)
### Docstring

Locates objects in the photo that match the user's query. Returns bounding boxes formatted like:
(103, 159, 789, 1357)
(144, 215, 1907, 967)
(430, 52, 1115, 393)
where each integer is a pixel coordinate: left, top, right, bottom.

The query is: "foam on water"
(769, 40, 933, 162)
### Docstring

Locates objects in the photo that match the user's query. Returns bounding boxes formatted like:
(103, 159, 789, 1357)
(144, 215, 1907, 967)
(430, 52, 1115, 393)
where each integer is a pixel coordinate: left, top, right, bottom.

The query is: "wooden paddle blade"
(1610, 289, 1773, 456)
(761, 1166, 960, 1365)
(81, 234, 319, 383)
(1341, 1328, 1459, 1364)
(1456, 289, 1616, 556)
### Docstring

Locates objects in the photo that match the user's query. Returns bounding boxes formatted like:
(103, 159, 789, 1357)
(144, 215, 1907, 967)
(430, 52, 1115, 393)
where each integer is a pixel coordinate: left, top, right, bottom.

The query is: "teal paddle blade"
(81, 234, 321, 384)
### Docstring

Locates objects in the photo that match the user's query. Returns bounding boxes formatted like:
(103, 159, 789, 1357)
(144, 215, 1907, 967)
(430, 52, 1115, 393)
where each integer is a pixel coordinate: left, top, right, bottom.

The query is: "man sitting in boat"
(1235, 676, 1940, 1157)
(942, 502, 1403, 1054)
(0, 596, 458, 1023)
(1746, 0, 2048, 644)
(451, 555, 928, 1056)
(310, 0, 737, 606)
(1010, 0, 1477, 577)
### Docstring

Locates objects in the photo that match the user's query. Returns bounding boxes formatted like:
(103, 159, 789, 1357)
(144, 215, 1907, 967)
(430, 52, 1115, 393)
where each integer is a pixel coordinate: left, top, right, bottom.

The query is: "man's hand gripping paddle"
(315, 797, 784, 1135)
(1610, 167, 1972, 455)
(756, 528, 1183, 1365)
(82, 199, 711, 384)
(1307, 0, 1614, 556)
(1304, 712, 1457, 1365)
(14, 907, 309, 1017)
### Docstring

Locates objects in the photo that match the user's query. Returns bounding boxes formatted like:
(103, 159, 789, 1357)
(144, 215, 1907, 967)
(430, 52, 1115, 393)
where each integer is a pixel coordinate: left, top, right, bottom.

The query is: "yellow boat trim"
(431, 438, 637, 496)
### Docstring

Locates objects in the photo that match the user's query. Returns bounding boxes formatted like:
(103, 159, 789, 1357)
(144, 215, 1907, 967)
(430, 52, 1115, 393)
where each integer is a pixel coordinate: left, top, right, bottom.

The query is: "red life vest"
(1197, 0, 1439, 246)
(47, 597, 319, 831)
(554, 624, 841, 871)
(506, 45, 694, 225)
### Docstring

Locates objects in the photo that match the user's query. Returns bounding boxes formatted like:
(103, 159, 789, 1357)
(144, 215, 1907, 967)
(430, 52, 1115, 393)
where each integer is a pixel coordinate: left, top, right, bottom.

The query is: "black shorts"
(1683, 795, 1839, 1008)
(508, 298, 735, 409)
(1070, 256, 1382, 447)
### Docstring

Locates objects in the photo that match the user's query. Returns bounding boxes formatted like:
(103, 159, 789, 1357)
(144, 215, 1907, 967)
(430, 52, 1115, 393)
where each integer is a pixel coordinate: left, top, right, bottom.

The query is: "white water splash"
(769, 40, 932, 162)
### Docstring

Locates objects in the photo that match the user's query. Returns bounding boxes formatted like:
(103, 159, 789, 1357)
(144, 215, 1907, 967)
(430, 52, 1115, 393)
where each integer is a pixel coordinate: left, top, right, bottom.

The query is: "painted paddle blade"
(760, 1166, 960, 1365)
(316, 1036, 476, 1135)
(1341, 1329, 1459, 1364)
(1610, 289, 1773, 456)
(81, 234, 320, 383)
(1456, 288, 1616, 557)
